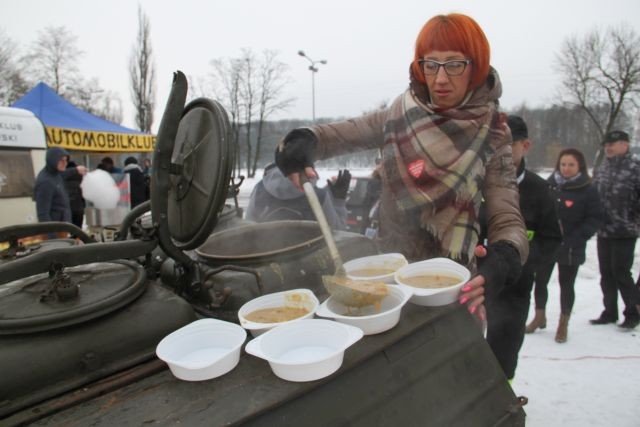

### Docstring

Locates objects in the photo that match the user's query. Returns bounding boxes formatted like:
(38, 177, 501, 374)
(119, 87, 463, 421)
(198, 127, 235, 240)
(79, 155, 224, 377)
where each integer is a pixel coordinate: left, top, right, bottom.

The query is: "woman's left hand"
(459, 245, 487, 322)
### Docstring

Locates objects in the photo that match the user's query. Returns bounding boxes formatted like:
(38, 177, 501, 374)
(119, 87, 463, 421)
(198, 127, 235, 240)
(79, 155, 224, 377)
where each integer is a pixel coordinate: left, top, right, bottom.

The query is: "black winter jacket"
(479, 162, 562, 270)
(124, 164, 149, 208)
(516, 165, 562, 268)
(548, 172, 604, 265)
(63, 166, 85, 213)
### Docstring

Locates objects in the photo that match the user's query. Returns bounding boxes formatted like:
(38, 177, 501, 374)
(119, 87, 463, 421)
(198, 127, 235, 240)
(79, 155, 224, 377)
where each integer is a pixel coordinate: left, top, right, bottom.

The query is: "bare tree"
(251, 50, 294, 175)
(238, 49, 257, 176)
(555, 24, 640, 143)
(209, 57, 244, 174)
(0, 29, 28, 105)
(64, 77, 123, 123)
(208, 49, 295, 177)
(23, 26, 83, 95)
(129, 6, 156, 132)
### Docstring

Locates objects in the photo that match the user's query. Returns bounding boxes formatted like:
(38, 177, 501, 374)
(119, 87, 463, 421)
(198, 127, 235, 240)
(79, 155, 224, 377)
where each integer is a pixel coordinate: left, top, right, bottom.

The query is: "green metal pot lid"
(0, 260, 146, 335)
(166, 98, 232, 250)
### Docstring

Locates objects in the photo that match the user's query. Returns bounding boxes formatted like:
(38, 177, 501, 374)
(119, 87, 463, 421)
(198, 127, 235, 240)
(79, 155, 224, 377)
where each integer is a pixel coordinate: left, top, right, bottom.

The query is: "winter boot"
(525, 309, 547, 334)
(555, 314, 570, 343)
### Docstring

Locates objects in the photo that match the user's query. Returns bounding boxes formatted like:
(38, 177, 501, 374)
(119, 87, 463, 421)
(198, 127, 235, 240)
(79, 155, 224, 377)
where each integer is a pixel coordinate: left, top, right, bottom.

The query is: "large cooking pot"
(159, 220, 378, 321)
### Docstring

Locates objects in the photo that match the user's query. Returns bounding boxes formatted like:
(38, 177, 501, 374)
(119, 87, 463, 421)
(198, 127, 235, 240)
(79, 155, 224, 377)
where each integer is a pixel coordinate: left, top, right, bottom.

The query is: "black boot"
(589, 313, 617, 325)
(618, 317, 640, 330)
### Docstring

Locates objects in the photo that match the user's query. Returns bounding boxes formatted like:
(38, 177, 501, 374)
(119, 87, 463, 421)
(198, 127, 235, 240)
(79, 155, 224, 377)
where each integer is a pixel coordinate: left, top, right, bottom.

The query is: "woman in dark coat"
(531, 148, 603, 343)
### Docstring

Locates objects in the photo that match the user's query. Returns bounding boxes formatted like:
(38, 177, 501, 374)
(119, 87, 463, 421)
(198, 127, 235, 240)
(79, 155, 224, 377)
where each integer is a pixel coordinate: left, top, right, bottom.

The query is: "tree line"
(1, 14, 638, 175)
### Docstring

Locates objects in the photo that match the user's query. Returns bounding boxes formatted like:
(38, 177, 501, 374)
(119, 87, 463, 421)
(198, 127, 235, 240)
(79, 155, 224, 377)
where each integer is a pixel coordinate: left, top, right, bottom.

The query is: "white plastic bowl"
(238, 289, 319, 337)
(244, 319, 363, 382)
(315, 285, 412, 335)
(156, 318, 247, 381)
(344, 253, 408, 284)
(394, 258, 471, 306)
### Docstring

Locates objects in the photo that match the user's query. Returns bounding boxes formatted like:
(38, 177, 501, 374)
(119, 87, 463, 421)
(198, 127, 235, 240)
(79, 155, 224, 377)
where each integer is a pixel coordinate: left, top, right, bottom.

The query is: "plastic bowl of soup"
(394, 258, 471, 306)
(315, 284, 412, 335)
(238, 289, 319, 337)
(344, 253, 408, 284)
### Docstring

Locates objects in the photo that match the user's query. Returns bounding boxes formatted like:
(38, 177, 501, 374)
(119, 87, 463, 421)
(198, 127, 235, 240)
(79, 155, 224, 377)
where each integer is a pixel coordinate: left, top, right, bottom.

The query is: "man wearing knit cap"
(483, 116, 561, 380)
(484, 115, 562, 380)
(591, 130, 640, 330)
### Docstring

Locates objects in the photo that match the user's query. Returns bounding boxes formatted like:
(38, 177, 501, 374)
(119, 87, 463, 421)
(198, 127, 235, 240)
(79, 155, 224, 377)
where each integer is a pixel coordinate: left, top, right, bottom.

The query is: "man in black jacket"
(123, 157, 149, 209)
(484, 115, 562, 380)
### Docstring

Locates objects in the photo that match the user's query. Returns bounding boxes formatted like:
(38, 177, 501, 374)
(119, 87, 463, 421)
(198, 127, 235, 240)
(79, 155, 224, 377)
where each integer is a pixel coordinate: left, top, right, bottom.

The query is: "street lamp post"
(298, 50, 327, 122)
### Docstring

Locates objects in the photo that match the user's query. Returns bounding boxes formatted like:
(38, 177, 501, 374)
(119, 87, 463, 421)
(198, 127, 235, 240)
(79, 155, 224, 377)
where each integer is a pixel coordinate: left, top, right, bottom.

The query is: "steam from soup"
(400, 274, 461, 289)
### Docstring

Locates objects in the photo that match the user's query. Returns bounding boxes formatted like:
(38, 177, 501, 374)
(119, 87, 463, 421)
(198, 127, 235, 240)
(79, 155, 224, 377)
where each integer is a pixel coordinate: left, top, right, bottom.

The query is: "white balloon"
(81, 170, 120, 209)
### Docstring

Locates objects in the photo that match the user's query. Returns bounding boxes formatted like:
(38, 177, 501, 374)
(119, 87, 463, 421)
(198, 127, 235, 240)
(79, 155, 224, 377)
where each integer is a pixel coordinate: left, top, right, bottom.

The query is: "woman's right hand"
(275, 129, 318, 189)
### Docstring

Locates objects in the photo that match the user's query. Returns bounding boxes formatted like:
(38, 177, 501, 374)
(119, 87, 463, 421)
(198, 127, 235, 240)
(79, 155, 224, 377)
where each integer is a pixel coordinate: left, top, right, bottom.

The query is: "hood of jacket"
(45, 147, 69, 173)
(262, 166, 316, 200)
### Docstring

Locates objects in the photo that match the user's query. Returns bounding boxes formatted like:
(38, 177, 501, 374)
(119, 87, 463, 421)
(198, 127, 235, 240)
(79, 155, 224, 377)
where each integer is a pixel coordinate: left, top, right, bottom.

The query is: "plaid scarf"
(381, 69, 503, 263)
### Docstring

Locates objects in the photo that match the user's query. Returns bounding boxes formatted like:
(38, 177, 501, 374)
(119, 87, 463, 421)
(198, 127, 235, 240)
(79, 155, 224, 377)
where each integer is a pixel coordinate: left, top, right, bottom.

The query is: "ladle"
(301, 177, 388, 307)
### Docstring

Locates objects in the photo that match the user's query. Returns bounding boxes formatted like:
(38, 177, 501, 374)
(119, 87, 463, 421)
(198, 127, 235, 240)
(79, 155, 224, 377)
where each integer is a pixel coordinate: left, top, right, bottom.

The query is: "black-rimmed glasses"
(418, 59, 472, 76)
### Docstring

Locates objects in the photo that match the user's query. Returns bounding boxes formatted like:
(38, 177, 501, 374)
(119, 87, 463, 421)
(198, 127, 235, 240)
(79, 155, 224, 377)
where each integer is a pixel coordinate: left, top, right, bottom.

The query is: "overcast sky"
(3, 0, 640, 132)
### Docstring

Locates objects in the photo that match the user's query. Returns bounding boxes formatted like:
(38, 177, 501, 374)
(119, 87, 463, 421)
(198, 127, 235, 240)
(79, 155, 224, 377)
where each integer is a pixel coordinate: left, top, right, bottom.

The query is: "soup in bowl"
(394, 258, 471, 306)
(344, 253, 408, 284)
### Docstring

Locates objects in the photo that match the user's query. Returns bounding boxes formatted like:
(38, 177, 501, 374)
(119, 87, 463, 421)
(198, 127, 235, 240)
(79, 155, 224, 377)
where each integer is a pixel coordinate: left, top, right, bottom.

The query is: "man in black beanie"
(483, 115, 562, 380)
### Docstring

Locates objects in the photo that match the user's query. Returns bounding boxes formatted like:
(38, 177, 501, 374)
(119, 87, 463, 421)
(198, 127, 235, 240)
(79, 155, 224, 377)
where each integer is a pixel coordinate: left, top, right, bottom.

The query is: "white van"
(0, 106, 47, 227)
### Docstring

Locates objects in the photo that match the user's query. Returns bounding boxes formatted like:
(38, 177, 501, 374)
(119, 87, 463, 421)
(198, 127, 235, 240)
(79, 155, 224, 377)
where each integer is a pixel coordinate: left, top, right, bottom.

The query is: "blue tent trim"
(12, 82, 142, 135)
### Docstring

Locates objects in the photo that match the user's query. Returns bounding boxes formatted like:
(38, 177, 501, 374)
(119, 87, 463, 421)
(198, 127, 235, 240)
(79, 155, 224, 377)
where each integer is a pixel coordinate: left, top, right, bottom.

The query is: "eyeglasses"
(418, 59, 472, 76)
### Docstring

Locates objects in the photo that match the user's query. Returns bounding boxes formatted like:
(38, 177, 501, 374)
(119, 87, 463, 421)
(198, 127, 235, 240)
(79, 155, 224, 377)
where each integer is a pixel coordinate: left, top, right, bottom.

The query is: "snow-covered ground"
(236, 168, 640, 427)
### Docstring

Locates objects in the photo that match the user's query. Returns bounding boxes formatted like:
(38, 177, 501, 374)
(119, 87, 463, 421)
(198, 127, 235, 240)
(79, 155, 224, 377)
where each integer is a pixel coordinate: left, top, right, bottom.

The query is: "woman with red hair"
(275, 13, 527, 319)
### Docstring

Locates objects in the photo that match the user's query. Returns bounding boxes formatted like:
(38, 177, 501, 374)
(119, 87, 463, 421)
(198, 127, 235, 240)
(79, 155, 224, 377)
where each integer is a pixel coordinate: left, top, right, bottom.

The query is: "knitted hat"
(507, 115, 528, 142)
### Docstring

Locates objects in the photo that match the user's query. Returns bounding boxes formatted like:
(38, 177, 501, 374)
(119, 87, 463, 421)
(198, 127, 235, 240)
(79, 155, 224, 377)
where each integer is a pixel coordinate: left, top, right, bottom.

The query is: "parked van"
(0, 106, 47, 227)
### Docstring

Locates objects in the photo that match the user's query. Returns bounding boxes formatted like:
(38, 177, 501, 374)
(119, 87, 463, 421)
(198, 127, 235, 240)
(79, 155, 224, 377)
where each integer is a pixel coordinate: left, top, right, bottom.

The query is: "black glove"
(327, 169, 352, 200)
(476, 241, 522, 300)
(275, 129, 317, 177)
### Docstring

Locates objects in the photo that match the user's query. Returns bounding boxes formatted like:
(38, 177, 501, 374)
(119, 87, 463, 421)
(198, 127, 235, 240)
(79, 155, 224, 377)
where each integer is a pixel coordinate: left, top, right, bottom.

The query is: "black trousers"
(486, 261, 535, 380)
(71, 210, 84, 229)
(596, 237, 640, 321)
(533, 257, 556, 309)
(557, 264, 579, 315)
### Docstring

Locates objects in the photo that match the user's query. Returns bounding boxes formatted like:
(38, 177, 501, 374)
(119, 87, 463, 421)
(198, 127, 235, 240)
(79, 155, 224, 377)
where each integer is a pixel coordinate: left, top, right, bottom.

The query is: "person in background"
(34, 148, 87, 223)
(591, 130, 640, 330)
(142, 158, 152, 176)
(123, 156, 149, 209)
(483, 115, 562, 379)
(99, 156, 122, 174)
(246, 163, 350, 230)
(63, 160, 86, 228)
(536, 148, 603, 342)
(274, 13, 528, 318)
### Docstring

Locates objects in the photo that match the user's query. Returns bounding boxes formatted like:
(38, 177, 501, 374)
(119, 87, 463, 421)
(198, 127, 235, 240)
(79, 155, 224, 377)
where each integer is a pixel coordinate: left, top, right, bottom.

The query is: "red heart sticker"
(408, 159, 425, 179)
(565, 200, 574, 208)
